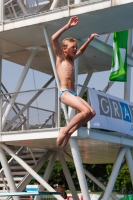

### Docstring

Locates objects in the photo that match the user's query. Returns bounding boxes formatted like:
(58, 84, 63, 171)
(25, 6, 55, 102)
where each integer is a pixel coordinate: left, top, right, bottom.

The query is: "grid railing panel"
(3, 0, 107, 21)
(1, 88, 56, 132)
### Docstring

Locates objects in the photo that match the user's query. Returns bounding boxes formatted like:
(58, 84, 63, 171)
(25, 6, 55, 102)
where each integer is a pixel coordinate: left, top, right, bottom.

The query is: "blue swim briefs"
(58, 89, 77, 100)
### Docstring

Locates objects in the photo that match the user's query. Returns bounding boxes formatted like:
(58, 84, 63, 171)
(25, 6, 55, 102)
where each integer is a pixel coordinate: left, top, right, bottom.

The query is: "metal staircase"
(0, 146, 49, 195)
(0, 83, 54, 197)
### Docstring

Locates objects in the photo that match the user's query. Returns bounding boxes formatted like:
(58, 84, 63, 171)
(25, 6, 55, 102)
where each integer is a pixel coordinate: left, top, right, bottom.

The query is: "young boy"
(51, 16, 99, 148)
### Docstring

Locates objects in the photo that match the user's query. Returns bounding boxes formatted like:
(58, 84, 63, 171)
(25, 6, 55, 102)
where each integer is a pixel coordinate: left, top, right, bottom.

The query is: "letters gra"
(97, 94, 133, 123)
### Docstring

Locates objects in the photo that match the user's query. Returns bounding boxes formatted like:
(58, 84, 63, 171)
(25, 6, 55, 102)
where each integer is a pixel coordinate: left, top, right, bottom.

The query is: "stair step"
(0, 184, 18, 187)
(19, 154, 42, 159)
(10, 165, 33, 170)
(13, 160, 36, 164)
(22, 149, 46, 153)
(0, 177, 23, 181)
(11, 172, 28, 175)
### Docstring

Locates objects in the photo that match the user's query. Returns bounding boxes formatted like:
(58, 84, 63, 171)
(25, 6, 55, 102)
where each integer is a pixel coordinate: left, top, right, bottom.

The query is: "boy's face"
(63, 42, 77, 58)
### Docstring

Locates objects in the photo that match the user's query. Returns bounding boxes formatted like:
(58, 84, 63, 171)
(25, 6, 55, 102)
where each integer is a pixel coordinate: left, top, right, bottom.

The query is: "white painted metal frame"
(0, 143, 64, 200)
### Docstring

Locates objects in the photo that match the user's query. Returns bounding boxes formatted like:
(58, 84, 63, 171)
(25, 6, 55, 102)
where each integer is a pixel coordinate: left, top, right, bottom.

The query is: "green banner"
(120, 195, 133, 200)
(109, 30, 128, 82)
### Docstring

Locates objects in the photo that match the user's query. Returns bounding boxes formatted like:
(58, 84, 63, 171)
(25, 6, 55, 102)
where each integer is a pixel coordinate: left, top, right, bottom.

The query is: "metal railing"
(1, 87, 56, 132)
(0, 0, 105, 22)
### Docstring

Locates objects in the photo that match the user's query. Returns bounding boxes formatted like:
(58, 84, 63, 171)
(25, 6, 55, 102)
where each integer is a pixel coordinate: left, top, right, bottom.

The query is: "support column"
(50, 0, 59, 10)
(55, 82, 58, 127)
(43, 26, 69, 124)
(0, 143, 64, 200)
(124, 29, 132, 101)
(74, 0, 81, 4)
(79, 71, 93, 97)
(0, 147, 20, 200)
(17, 0, 28, 15)
(2, 47, 38, 130)
(125, 148, 133, 186)
(102, 147, 127, 200)
(0, 55, 2, 140)
(70, 139, 91, 200)
(69, 56, 90, 199)
(58, 152, 78, 200)
(0, 0, 4, 23)
(35, 152, 57, 200)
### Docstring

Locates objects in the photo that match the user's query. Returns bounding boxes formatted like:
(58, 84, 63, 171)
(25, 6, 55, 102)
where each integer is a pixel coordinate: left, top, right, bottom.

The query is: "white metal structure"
(0, 1, 133, 200)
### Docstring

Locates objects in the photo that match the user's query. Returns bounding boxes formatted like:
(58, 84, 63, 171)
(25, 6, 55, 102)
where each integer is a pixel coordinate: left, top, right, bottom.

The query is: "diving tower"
(0, 1, 133, 200)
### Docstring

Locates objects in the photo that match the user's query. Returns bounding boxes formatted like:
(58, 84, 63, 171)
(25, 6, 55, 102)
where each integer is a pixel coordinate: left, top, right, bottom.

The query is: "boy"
(51, 16, 99, 148)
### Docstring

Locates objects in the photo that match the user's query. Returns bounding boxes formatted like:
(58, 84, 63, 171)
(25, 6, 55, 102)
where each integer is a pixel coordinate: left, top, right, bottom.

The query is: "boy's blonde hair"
(62, 37, 77, 47)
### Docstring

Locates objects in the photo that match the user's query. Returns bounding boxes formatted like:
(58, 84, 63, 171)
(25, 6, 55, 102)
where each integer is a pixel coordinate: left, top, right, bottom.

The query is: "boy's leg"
(57, 92, 95, 146)
(61, 96, 95, 147)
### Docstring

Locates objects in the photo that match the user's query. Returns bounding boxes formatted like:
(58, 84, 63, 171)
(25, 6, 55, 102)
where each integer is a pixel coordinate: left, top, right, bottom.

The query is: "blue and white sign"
(89, 88, 133, 135)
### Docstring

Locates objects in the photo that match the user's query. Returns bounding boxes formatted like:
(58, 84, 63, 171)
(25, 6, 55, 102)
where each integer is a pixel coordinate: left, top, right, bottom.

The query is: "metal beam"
(79, 71, 93, 97)
(50, 0, 59, 10)
(0, 0, 4, 23)
(124, 29, 132, 101)
(82, 38, 133, 67)
(17, 0, 28, 15)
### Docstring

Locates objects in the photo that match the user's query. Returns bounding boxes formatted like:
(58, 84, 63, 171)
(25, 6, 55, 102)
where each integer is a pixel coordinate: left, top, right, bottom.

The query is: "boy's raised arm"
(51, 16, 78, 57)
(75, 33, 99, 59)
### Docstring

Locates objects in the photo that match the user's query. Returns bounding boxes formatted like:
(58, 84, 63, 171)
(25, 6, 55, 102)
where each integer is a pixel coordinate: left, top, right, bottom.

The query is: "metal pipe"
(3, 77, 55, 132)
(28, 147, 37, 165)
(50, 0, 59, 10)
(27, 107, 29, 130)
(0, 147, 20, 200)
(17, 0, 28, 15)
(74, 0, 81, 4)
(102, 147, 127, 200)
(58, 152, 78, 200)
(2, 47, 38, 130)
(55, 82, 58, 127)
(0, 55, 2, 140)
(0, 0, 4, 23)
(103, 34, 110, 43)
(79, 71, 93, 97)
(0, 143, 65, 200)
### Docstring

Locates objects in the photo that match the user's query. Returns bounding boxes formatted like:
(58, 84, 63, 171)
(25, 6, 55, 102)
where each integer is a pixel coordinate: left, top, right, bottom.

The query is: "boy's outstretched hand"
(67, 16, 79, 28)
(89, 33, 99, 40)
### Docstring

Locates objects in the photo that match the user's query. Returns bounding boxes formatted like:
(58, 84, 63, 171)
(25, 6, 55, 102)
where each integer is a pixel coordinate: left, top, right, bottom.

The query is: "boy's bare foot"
(61, 134, 71, 148)
(56, 128, 67, 147)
